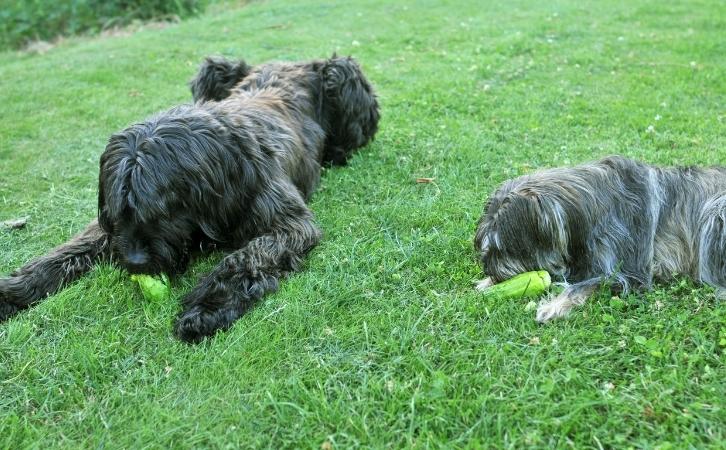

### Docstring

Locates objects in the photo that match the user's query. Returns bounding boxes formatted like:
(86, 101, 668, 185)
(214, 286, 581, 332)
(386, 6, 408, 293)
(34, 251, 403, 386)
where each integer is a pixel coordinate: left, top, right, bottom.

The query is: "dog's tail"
(698, 194, 726, 297)
(189, 56, 251, 103)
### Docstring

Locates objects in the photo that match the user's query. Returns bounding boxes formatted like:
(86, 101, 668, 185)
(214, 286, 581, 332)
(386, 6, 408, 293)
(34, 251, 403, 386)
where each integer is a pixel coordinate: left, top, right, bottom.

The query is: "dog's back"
(191, 56, 380, 167)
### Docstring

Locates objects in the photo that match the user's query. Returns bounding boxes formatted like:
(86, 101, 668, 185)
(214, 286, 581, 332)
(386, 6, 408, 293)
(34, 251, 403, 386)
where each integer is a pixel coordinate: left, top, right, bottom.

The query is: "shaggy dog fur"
(474, 156, 726, 322)
(0, 55, 379, 342)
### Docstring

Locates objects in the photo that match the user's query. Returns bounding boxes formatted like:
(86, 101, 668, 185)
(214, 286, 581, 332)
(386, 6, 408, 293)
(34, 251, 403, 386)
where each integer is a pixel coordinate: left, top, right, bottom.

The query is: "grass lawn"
(1, 0, 724, 447)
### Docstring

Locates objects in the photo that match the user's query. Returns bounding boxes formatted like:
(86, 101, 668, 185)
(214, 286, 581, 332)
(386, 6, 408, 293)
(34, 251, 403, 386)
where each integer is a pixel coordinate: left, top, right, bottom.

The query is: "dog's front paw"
(173, 284, 247, 343)
(174, 305, 221, 343)
(0, 277, 28, 321)
(174, 302, 246, 343)
(0, 299, 23, 322)
(474, 277, 494, 291)
(173, 264, 280, 343)
(535, 299, 570, 323)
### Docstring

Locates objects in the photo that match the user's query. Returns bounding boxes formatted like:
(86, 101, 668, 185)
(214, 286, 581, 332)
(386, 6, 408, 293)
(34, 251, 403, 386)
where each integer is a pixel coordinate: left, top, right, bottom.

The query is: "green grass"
(1, 0, 724, 447)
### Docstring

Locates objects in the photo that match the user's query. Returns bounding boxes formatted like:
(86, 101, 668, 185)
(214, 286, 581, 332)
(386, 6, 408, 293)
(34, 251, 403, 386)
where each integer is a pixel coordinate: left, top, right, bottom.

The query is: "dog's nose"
(125, 250, 149, 266)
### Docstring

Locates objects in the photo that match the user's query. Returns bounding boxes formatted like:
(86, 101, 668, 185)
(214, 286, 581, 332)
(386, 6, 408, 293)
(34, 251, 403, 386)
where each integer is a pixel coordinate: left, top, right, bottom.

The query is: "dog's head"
(98, 105, 241, 275)
(475, 179, 571, 283)
(190, 56, 251, 103)
(319, 56, 380, 165)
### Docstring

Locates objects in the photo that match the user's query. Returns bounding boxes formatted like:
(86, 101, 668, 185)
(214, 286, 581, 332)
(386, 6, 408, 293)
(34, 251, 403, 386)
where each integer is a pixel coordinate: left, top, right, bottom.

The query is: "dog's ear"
(97, 132, 131, 234)
(319, 56, 380, 165)
(506, 189, 571, 256)
(98, 150, 113, 233)
(190, 56, 251, 103)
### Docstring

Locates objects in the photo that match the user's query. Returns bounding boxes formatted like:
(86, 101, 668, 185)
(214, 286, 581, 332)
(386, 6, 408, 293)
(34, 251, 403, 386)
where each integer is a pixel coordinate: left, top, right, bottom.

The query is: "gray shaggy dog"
(474, 156, 726, 322)
(0, 55, 379, 343)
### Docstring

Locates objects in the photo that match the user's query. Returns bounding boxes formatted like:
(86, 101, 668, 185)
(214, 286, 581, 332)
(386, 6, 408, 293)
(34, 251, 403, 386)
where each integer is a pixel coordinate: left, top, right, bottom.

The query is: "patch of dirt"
(21, 18, 179, 55)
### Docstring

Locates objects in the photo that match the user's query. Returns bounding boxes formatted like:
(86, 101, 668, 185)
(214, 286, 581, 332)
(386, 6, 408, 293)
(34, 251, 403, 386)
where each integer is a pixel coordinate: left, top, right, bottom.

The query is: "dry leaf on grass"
(2, 217, 29, 230)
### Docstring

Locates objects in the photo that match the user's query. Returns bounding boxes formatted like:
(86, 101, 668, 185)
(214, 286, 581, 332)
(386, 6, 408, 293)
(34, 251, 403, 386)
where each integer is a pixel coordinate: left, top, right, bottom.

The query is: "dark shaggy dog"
(474, 156, 726, 322)
(0, 55, 379, 342)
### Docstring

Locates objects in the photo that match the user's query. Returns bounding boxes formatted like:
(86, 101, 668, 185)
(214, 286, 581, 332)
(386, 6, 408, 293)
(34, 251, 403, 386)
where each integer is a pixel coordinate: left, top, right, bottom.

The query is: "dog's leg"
(0, 220, 110, 320)
(174, 210, 321, 343)
(536, 278, 601, 323)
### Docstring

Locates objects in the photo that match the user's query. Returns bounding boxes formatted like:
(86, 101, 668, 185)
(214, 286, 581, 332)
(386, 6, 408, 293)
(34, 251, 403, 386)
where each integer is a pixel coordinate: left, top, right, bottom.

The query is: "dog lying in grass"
(0, 55, 379, 343)
(475, 155, 726, 322)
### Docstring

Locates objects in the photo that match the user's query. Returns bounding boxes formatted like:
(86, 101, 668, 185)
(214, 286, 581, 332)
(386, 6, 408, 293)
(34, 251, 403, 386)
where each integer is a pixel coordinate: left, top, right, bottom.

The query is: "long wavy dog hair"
(474, 156, 726, 322)
(0, 55, 380, 343)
